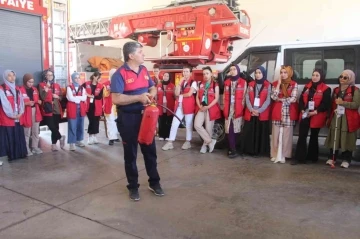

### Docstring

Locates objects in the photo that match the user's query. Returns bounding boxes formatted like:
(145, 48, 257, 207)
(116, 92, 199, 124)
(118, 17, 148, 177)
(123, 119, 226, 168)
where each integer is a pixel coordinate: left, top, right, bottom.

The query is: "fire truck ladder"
(69, 17, 113, 43)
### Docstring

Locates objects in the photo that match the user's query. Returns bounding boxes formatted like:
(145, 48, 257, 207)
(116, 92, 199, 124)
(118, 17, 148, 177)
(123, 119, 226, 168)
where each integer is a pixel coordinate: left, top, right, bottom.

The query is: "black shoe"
(114, 139, 120, 142)
(109, 140, 114, 145)
(228, 149, 238, 158)
(129, 188, 140, 201)
(290, 160, 298, 165)
(148, 185, 165, 196)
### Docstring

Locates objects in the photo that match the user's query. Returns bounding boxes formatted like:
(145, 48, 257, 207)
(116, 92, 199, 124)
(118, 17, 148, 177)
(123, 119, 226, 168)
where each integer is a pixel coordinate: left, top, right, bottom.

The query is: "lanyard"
(74, 86, 82, 95)
(255, 83, 265, 97)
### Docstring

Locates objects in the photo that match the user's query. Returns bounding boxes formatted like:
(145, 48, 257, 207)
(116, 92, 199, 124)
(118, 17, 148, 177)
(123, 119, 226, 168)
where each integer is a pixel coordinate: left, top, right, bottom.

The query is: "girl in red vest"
(194, 67, 221, 153)
(67, 72, 87, 151)
(270, 66, 299, 163)
(324, 70, 360, 168)
(20, 74, 43, 156)
(39, 69, 66, 151)
(103, 68, 121, 145)
(223, 64, 247, 158)
(82, 71, 103, 144)
(157, 72, 175, 140)
(0, 70, 27, 163)
(162, 65, 198, 151)
(241, 66, 271, 157)
(292, 69, 331, 165)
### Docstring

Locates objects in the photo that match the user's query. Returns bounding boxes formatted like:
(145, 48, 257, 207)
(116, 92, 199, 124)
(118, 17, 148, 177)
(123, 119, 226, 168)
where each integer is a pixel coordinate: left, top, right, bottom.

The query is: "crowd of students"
(1, 64, 359, 169)
(0, 69, 120, 166)
(156, 64, 359, 169)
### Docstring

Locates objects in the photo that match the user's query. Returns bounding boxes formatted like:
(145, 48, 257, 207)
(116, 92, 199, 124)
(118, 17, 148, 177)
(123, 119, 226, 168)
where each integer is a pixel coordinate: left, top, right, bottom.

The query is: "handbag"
(43, 102, 53, 113)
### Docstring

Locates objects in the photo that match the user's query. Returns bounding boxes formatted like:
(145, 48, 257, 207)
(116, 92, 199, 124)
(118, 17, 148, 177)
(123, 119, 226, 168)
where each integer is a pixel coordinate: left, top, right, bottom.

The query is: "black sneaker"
(109, 140, 114, 145)
(148, 185, 165, 196)
(129, 188, 140, 201)
(114, 139, 120, 142)
(228, 149, 238, 158)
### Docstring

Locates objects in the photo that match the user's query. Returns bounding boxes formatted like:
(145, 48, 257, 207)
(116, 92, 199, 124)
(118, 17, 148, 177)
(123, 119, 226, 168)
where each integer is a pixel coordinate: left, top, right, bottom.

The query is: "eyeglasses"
(339, 75, 349, 80)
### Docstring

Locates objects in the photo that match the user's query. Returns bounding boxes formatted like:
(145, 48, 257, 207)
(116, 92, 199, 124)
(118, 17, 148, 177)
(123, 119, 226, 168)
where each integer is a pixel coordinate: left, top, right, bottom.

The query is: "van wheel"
(212, 119, 226, 149)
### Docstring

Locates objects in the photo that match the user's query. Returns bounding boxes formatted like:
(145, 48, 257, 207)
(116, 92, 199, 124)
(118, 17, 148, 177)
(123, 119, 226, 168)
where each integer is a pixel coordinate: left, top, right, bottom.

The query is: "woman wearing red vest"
(20, 74, 43, 156)
(241, 66, 271, 157)
(270, 66, 299, 163)
(82, 71, 103, 144)
(292, 69, 331, 165)
(157, 72, 175, 140)
(0, 70, 27, 163)
(67, 72, 87, 151)
(194, 66, 221, 153)
(39, 69, 65, 151)
(324, 70, 360, 168)
(223, 64, 247, 158)
(103, 68, 121, 145)
(162, 65, 198, 151)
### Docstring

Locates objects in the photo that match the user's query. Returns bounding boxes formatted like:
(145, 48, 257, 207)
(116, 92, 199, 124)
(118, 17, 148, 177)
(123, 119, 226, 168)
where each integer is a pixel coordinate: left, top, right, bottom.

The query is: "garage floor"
(0, 124, 360, 239)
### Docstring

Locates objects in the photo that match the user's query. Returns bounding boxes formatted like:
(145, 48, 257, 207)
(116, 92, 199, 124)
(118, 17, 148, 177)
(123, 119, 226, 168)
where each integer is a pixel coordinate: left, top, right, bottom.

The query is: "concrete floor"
(1, 124, 360, 239)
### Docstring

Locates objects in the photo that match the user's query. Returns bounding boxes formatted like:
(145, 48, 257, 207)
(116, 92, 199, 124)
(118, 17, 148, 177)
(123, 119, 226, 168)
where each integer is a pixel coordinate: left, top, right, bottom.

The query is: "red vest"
(244, 80, 271, 121)
(102, 81, 113, 115)
(223, 78, 246, 119)
(271, 80, 299, 121)
(301, 82, 329, 128)
(157, 82, 175, 116)
(38, 81, 63, 117)
(329, 86, 360, 133)
(174, 79, 196, 114)
(67, 85, 87, 119)
(196, 81, 222, 121)
(85, 81, 103, 116)
(19, 86, 42, 127)
(0, 84, 24, 126)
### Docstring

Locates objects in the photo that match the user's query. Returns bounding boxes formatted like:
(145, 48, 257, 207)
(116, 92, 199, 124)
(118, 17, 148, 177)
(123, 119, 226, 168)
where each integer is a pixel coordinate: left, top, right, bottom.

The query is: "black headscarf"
(311, 68, 325, 89)
(230, 64, 241, 81)
(255, 66, 267, 84)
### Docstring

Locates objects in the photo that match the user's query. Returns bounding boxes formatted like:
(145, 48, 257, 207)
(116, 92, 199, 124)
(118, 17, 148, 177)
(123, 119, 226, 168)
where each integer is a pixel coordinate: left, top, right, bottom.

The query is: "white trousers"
(105, 106, 119, 140)
(168, 106, 194, 141)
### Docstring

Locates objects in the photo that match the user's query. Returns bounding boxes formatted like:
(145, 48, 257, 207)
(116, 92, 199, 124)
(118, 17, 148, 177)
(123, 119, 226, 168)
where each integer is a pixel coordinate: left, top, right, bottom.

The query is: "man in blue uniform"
(111, 42, 164, 201)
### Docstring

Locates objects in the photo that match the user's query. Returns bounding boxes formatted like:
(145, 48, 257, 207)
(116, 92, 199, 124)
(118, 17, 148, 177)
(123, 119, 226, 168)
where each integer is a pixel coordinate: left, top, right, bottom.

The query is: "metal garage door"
(0, 9, 42, 85)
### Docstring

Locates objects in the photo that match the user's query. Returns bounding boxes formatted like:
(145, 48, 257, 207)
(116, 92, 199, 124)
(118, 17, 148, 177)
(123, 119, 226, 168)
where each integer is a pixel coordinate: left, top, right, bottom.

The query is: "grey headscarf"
(3, 70, 17, 97)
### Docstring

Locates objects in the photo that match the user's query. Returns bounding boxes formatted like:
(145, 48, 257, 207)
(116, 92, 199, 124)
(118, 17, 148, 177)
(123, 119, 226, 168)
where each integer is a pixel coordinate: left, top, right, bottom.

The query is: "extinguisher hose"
(154, 103, 186, 127)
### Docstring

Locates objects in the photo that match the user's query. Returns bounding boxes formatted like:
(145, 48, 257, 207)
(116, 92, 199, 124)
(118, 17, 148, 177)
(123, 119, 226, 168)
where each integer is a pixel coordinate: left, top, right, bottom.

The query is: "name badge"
(337, 105, 345, 115)
(308, 101, 315, 110)
(178, 95, 183, 103)
(202, 95, 205, 103)
(90, 98, 94, 103)
(231, 95, 235, 103)
(163, 95, 167, 104)
(254, 97, 260, 107)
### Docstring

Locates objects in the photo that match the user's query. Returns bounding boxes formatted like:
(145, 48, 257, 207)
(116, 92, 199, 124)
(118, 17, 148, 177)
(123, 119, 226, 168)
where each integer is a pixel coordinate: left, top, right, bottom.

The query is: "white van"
(213, 38, 360, 147)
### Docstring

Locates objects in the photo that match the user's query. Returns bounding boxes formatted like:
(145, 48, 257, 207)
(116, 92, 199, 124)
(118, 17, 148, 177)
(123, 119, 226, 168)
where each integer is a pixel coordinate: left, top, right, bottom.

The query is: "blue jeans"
(67, 105, 84, 144)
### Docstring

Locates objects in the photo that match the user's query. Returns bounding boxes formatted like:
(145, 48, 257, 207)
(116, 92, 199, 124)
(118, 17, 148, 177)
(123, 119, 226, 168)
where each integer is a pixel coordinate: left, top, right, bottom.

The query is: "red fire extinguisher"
(138, 101, 184, 145)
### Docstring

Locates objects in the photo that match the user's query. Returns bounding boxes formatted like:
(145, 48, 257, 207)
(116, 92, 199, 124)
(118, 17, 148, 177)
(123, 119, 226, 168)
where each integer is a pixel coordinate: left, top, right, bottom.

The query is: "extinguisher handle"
(155, 103, 185, 127)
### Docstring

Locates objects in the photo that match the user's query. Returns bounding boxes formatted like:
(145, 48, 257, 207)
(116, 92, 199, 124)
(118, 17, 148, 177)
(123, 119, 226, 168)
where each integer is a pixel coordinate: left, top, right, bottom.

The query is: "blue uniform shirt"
(111, 63, 154, 112)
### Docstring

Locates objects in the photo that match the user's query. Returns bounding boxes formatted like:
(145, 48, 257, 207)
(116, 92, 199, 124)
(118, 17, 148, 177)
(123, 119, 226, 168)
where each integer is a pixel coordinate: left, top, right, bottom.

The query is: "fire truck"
(0, 0, 69, 87)
(69, 0, 251, 147)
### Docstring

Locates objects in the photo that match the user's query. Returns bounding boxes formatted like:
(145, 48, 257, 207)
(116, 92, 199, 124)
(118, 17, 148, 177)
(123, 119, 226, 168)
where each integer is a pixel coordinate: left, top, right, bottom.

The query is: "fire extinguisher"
(138, 100, 184, 145)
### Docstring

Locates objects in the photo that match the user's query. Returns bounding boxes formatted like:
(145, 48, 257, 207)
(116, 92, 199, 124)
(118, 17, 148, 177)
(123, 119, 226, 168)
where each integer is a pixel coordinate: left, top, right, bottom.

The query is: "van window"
(285, 47, 356, 84)
(237, 52, 277, 81)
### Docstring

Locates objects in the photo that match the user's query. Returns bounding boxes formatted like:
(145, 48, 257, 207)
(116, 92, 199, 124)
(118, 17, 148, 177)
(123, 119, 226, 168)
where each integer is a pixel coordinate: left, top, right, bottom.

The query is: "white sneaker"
(76, 141, 85, 147)
(200, 145, 207, 154)
(158, 137, 164, 141)
(326, 159, 334, 165)
(270, 157, 276, 162)
(93, 136, 99, 144)
(32, 148, 43, 154)
(70, 144, 76, 151)
(181, 141, 191, 150)
(60, 135, 66, 149)
(0, 161, 3, 166)
(341, 161, 350, 168)
(208, 139, 217, 153)
(27, 151, 33, 157)
(51, 144, 59, 151)
(88, 135, 94, 145)
(165, 138, 169, 140)
(162, 142, 174, 151)
(274, 157, 286, 164)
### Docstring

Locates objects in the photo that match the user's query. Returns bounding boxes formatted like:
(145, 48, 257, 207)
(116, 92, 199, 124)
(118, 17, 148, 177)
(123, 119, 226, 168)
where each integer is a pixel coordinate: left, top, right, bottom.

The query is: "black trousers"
(43, 115, 62, 144)
(158, 115, 173, 139)
(294, 118, 320, 163)
(87, 112, 100, 135)
(117, 112, 160, 190)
